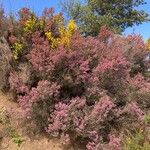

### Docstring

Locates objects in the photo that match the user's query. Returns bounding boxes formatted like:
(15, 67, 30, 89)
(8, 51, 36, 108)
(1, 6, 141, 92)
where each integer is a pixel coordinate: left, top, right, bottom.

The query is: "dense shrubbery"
(0, 7, 150, 150)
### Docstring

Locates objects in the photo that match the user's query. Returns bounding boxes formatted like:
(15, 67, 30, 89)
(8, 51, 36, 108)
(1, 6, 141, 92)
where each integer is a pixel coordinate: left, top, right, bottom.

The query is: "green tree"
(60, 0, 149, 36)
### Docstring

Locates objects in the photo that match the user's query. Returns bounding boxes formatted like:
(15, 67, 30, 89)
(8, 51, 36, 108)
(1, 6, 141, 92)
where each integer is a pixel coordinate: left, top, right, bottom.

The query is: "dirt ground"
(0, 92, 73, 150)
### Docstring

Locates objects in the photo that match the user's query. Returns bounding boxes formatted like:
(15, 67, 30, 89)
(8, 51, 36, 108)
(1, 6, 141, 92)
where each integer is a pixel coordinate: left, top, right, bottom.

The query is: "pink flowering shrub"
(129, 73, 150, 109)
(127, 102, 144, 121)
(9, 71, 29, 94)
(108, 134, 122, 150)
(4, 7, 149, 149)
(27, 32, 55, 76)
(18, 80, 60, 128)
(46, 96, 117, 148)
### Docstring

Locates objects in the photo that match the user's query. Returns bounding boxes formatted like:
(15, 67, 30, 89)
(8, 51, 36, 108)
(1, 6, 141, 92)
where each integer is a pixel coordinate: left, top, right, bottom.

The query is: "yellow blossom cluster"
(67, 20, 77, 34)
(24, 16, 44, 33)
(45, 20, 77, 48)
(45, 32, 60, 48)
(146, 38, 150, 51)
(24, 16, 37, 33)
(12, 42, 23, 59)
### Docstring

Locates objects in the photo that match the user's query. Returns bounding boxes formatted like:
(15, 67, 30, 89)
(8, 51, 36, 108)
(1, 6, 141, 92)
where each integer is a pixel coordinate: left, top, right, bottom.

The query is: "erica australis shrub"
(9, 71, 29, 94)
(3, 7, 149, 149)
(18, 80, 60, 128)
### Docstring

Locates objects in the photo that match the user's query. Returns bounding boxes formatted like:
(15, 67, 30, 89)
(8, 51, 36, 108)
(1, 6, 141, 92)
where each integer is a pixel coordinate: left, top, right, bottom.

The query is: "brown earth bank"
(0, 92, 75, 150)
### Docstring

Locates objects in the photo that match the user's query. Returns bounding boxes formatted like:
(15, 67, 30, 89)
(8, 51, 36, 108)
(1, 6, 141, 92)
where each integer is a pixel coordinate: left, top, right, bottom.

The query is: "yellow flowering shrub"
(12, 43, 23, 59)
(45, 32, 60, 48)
(146, 38, 150, 51)
(59, 26, 70, 46)
(59, 20, 77, 46)
(24, 16, 44, 33)
(45, 19, 77, 48)
(24, 16, 36, 33)
(67, 20, 77, 34)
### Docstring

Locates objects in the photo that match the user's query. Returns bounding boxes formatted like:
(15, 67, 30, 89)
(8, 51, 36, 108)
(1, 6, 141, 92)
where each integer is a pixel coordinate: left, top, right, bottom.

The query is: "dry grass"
(0, 37, 12, 91)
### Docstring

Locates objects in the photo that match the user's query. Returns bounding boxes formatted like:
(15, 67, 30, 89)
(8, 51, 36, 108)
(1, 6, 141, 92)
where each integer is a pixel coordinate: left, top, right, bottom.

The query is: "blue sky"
(124, 0, 150, 41)
(0, 0, 150, 40)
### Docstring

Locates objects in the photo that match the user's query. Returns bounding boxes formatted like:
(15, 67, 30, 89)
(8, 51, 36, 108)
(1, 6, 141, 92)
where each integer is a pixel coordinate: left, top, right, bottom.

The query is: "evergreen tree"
(60, 0, 149, 36)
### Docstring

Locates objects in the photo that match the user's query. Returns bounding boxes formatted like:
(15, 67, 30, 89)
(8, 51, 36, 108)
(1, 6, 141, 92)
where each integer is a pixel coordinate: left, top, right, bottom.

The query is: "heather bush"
(18, 80, 60, 129)
(129, 74, 150, 109)
(0, 7, 148, 149)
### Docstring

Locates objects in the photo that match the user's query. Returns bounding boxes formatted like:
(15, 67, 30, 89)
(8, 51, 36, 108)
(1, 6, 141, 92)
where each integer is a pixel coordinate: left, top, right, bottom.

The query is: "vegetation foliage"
(0, 6, 149, 150)
(60, 0, 149, 36)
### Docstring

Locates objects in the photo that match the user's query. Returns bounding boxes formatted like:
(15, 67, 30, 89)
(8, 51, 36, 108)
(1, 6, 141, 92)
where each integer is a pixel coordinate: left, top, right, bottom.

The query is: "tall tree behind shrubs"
(60, 0, 149, 36)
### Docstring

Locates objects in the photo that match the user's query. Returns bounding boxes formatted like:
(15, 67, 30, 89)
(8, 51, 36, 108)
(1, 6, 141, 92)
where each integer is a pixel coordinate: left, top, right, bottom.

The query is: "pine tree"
(61, 0, 149, 36)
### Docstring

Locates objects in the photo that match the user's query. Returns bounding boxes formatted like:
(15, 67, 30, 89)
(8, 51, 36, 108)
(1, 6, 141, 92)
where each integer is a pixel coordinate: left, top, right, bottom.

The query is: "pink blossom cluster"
(86, 141, 100, 150)
(108, 134, 122, 150)
(47, 102, 70, 136)
(94, 54, 128, 74)
(18, 80, 60, 118)
(130, 73, 146, 89)
(47, 97, 86, 136)
(28, 32, 55, 74)
(9, 72, 29, 94)
(46, 95, 129, 149)
(90, 96, 115, 121)
(127, 102, 144, 121)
